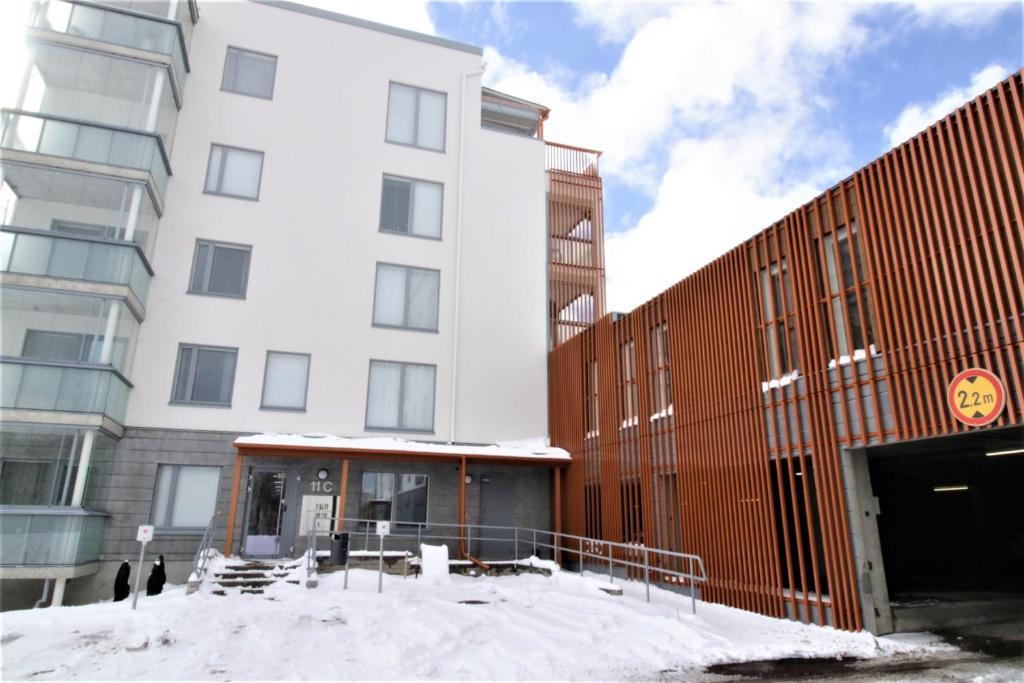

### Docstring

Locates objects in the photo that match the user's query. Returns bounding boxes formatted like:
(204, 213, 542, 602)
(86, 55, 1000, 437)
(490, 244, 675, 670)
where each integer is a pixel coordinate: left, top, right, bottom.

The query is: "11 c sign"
(947, 368, 1006, 427)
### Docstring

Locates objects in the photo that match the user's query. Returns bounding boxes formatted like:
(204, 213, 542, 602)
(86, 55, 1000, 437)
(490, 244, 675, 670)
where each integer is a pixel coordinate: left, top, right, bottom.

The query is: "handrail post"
(643, 546, 650, 603)
(532, 528, 537, 556)
(578, 539, 584, 576)
(514, 527, 519, 562)
(467, 525, 472, 559)
(607, 542, 613, 583)
(689, 558, 696, 614)
(417, 523, 422, 549)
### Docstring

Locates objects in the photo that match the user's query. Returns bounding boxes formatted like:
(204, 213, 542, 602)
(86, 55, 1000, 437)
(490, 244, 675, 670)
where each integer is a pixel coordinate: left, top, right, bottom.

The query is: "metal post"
(377, 533, 384, 594)
(514, 528, 519, 562)
(343, 558, 350, 590)
(532, 528, 537, 557)
(467, 526, 472, 559)
(416, 524, 422, 549)
(131, 542, 147, 610)
(364, 525, 370, 552)
(579, 540, 584, 576)
(607, 543, 613, 583)
(689, 558, 696, 614)
(643, 547, 650, 603)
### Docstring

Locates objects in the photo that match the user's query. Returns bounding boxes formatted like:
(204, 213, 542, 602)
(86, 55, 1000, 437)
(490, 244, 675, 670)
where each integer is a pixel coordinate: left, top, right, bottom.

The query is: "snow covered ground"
(1, 566, 950, 681)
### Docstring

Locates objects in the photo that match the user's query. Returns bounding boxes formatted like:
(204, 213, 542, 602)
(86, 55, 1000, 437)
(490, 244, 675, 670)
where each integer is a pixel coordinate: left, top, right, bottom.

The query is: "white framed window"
(221, 46, 277, 100)
(188, 240, 251, 298)
(151, 464, 220, 529)
(365, 360, 436, 432)
(204, 144, 264, 200)
(379, 175, 442, 239)
(171, 344, 238, 406)
(385, 82, 446, 151)
(372, 263, 440, 332)
(261, 351, 310, 411)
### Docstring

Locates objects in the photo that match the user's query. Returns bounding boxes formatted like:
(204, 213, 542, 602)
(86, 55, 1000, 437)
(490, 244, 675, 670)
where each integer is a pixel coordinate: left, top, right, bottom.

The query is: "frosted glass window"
(204, 144, 263, 199)
(261, 351, 310, 410)
(373, 264, 439, 331)
(386, 82, 446, 151)
(222, 47, 277, 99)
(151, 464, 220, 528)
(379, 175, 442, 238)
(171, 344, 237, 405)
(189, 240, 251, 298)
(366, 360, 435, 431)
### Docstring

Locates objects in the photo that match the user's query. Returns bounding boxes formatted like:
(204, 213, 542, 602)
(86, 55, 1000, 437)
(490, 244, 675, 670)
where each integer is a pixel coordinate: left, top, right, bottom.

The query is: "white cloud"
(571, 1, 673, 43)
(904, 0, 1016, 27)
(884, 63, 1011, 147)
(486, 2, 870, 310)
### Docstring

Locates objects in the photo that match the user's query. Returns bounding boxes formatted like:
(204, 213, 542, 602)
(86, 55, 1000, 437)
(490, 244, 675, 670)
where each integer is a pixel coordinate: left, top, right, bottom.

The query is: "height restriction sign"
(947, 368, 1006, 427)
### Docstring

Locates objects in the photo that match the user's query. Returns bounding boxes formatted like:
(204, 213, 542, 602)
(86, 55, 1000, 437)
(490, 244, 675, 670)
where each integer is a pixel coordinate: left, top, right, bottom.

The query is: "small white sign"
(376, 521, 391, 536)
(136, 525, 154, 543)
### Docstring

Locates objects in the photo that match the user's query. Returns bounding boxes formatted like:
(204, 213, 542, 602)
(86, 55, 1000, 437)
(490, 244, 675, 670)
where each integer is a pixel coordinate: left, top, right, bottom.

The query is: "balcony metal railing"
(0, 506, 108, 566)
(29, 0, 189, 88)
(1, 110, 170, 201)
(546, 141, 601, 177)
(0, 358, 131, 424)
(0, 227, 152, 304)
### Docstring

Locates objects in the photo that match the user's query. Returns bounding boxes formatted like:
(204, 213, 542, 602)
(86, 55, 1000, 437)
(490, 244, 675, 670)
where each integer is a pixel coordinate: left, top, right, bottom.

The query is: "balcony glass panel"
(19, 41, 178, 148)
(30, 0, 188, 88)
(103, 0, 196, 48)
(0, 507, 107, 566)
(1, 287, 139, 374)
(0, 163, 158, 256)
(1, 111, 169, 201)
(0, 361, 131, 424)
(0, 229, 150, 304)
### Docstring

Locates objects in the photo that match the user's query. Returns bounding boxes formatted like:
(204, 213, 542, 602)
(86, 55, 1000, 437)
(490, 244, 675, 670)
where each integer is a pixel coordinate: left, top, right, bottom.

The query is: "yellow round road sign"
(947, 368, 1006, 427)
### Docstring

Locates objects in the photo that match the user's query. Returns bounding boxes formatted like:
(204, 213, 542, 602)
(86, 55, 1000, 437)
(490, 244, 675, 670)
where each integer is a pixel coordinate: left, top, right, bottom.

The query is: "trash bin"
(330, 532, 349, 565)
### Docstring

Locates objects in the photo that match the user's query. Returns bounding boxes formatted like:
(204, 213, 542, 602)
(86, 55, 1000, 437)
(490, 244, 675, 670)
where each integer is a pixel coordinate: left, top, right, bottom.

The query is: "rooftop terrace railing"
(546, 141, 602, 177)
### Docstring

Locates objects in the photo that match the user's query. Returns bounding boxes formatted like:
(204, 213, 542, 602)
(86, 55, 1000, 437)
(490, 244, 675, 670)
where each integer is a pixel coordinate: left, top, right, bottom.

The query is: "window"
(359, 472, 429, 525)
(22, 329, 128, 369)
(221, 47, 277, 99)
(379, 175, 443, 238)
(372, 263, 440, 331)
(151, 464, 220, 528)
(204, 144, 263, 200)
(385, 82, 446, 151)
(171, 344, 237, 406)
(261, 351, 310, 410)
(365, 360, 436, 432)
(758, 258, 798, 379)
(189, 240, 251, 298)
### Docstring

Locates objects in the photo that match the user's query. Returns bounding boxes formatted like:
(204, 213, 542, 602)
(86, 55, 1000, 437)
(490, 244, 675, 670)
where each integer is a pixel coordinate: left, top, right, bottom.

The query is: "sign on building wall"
(298, 495, 333, 535)
(947, 368, 1006, 427)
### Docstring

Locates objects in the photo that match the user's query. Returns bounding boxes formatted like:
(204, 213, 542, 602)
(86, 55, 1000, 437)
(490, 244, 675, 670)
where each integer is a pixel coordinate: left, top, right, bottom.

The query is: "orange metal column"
(458, 457, 467, 559)
(224, 453, 243, 556)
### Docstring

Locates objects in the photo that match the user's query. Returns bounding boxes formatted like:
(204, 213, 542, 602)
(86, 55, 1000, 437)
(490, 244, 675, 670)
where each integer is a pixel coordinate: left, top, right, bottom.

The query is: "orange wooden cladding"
(549, 71, 1024, 630)
(547, 141, 607, 348)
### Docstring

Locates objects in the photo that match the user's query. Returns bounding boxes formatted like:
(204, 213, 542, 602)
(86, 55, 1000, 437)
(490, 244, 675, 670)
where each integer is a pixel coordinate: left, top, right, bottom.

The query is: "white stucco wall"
(124, 1, 549, 443)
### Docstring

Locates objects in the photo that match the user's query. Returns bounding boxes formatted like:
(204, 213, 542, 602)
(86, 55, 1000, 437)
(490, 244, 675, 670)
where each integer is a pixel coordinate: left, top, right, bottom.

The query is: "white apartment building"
(0, 0, 605, 608)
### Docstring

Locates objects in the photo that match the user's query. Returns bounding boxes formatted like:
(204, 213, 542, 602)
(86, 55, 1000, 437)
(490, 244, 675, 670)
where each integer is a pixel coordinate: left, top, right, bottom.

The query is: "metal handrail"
(305, 512, 319, 578)
(311, 516, 708, 613)
(190, 516, 217, 581)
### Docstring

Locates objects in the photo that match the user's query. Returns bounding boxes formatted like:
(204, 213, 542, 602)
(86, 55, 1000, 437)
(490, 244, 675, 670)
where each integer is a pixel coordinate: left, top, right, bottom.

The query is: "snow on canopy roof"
(233, 433, 570, 461)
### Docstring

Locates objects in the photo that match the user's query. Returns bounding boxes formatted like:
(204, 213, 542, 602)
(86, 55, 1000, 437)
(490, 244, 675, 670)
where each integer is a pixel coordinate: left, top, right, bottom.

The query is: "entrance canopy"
(233, 432, 571, 465)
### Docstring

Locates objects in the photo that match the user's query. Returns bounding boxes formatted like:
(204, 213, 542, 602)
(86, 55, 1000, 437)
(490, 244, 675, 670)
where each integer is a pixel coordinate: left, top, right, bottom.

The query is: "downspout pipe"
(448, 66, 485, 444)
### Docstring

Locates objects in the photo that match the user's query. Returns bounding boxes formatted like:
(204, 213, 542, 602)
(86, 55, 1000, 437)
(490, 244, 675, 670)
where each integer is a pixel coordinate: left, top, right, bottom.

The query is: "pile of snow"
(234, 433, 569, 461)
(1, 568, 949, 681)
(419, 544, 449, 581)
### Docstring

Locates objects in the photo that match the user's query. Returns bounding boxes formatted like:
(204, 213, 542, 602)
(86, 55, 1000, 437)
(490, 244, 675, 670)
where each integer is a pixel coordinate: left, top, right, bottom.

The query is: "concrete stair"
(209, 560, 304, 596)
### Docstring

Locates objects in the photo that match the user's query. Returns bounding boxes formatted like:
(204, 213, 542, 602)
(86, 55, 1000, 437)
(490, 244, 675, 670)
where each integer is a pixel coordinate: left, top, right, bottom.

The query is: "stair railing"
(306, 511, 319, 579)
(191, 516, 217, 582)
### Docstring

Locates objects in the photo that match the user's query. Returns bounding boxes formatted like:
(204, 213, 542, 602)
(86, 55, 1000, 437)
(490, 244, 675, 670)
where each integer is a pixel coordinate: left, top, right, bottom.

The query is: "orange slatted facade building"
(548, 71, 1024, 634)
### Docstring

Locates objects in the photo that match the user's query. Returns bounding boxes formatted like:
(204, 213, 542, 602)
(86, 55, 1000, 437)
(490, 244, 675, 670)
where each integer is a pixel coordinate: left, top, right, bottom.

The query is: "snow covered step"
(598, 585, 623, 596)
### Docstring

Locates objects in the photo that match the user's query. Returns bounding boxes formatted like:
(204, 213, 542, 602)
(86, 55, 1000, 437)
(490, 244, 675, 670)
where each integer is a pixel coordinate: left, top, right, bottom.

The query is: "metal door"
(242, 468, 299, 557)
(478, 472, 516, 559)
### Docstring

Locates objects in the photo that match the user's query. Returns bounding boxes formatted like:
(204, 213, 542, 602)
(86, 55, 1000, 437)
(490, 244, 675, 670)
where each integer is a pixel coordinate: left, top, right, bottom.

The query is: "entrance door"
(478, 472, 515, 559)
(243, 469, 299, 558)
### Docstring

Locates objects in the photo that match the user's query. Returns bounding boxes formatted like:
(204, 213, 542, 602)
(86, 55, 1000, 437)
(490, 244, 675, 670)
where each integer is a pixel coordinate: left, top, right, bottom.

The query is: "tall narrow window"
(758, 258, 797, 379)
(817, 192, 874, 361)
(261, 351, 310, 410)
(372, 263, 440, 331)
(379, 175, 443, 238)
(204, 144, 263, 200)
(385, 83, 447, 151)
(189, 240, 251, 298)
(171, 344, 237, 406)
(221, 47, 277, 99)
(365, 360, 436, 432)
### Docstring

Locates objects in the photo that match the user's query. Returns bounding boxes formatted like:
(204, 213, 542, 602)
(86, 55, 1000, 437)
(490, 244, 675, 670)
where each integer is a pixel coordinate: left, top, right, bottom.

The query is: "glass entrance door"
(243, 469, 291, 557)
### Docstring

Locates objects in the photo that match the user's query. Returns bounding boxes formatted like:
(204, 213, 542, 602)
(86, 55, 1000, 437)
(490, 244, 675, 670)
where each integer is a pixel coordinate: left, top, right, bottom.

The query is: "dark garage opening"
(868, 426, 1024, 603)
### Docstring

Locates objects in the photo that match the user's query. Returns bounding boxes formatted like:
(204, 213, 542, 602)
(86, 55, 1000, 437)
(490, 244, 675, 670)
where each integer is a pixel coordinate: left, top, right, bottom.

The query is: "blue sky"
(313, 1, 1022, 310)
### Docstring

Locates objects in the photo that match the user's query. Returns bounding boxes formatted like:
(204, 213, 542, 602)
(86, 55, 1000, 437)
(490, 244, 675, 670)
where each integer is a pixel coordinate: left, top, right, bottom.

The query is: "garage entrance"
(843, 426, 1024, 634)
